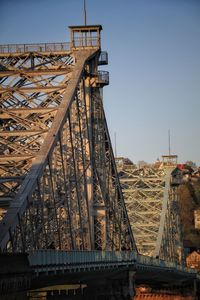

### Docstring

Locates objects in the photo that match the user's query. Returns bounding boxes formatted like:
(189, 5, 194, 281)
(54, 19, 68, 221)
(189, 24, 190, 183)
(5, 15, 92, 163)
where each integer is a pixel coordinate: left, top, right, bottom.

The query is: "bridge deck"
(28, 250, 199, 286)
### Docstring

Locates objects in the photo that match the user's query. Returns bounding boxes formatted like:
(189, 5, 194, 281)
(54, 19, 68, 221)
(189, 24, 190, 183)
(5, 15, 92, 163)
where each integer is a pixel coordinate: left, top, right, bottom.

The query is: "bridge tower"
(116, 156, 184, 264)
(0, 25, 136, 252)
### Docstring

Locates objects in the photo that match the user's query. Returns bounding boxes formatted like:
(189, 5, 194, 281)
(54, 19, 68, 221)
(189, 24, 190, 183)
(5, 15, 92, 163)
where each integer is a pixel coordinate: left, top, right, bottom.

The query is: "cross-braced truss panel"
(0, 52, 74, 221)
(118, 166, 165, 256)
(117, 163, 184, 263)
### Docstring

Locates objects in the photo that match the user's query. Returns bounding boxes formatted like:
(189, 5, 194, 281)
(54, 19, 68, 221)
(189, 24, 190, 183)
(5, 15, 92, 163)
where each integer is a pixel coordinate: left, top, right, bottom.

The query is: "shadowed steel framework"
(0, 25, 135, 252)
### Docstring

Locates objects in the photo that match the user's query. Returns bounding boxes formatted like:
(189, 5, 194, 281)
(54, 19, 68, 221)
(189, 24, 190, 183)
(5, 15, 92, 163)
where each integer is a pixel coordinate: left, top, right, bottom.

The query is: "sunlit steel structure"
(116, 157, 184, 264)
(0, 25, 135, 252)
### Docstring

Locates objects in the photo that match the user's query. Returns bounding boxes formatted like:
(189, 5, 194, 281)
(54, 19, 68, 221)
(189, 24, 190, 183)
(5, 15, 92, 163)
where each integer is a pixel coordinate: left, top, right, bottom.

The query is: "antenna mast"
(114, 132, 117, 157)
(168, 129, 171, 156)
(84, 0, 87, 25)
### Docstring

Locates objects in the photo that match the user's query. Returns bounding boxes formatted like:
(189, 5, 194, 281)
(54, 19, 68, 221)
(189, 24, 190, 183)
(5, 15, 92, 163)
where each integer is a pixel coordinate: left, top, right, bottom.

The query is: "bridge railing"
(28, 250, 138, 266)
(72, 37, 99, 48)
(0, 42, 70, 53)
(137, 255, 197, 274)
(28, 250, 197, 276)
(95, 71, 109, 86)
(98, 51, 108, 65)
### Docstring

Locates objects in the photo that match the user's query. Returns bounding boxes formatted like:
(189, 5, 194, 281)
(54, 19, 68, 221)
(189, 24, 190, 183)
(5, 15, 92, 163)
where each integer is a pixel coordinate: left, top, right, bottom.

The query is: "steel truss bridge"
(0, 25, 199, 299)
(116, 159, 184, 264)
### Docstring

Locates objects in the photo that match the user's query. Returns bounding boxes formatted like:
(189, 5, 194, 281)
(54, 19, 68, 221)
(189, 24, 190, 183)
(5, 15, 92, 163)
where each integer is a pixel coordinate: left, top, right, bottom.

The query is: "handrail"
(96, 71, 109, 85)
(72, 37, 100, 48)
(0, 42, 70, 53)
(28, 250, 137, 266)
(0, 37, 101, 53)
(98, 51, 108, 65)
(28, 250, 197, 276)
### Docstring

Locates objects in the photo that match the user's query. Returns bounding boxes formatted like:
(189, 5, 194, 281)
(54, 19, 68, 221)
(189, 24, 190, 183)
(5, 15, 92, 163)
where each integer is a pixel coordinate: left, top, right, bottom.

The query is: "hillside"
(178, 179, 200, 250)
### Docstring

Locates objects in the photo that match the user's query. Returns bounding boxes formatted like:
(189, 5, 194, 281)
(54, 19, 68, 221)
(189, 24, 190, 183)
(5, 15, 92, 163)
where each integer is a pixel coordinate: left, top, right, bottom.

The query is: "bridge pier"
(128, 270, 136, 298)
(180, 279, 199, 300)
(192, 279, 198, 300)
(81, 270, 136, 300)
(0, 253, 31, 299)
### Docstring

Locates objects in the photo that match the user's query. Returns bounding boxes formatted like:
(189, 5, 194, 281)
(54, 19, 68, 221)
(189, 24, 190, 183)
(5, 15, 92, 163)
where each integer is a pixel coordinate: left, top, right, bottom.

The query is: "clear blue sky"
(1, 0, 200, 165)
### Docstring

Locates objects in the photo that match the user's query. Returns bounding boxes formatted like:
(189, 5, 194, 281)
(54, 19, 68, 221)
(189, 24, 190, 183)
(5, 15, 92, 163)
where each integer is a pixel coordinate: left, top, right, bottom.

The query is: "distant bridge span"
(117, 159, 184, 264)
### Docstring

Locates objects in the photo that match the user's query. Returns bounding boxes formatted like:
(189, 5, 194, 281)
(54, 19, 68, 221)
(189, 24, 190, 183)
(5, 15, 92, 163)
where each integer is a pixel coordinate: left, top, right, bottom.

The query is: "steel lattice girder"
(159, 185, 185, 264)
(117, 163, 184, 263)
(0, 47, 136, 252)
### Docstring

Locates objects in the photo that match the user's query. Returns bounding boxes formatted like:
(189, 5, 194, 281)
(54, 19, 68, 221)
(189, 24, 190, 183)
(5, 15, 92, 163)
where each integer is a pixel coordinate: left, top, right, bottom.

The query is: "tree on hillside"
(185, 161, 197, 168)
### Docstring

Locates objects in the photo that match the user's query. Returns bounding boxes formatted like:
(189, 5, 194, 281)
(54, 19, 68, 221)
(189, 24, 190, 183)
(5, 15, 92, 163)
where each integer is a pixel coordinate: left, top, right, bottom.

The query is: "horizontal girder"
(0, 67, 72, 77)
(0, 86, 67, 92)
